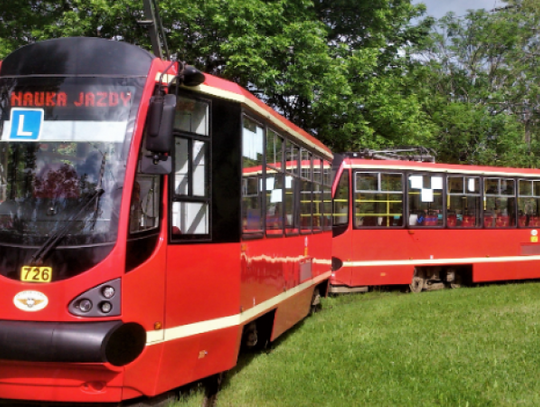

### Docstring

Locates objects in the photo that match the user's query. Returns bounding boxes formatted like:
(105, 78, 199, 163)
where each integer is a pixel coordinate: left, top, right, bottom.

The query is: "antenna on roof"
(347, 147, 437, 162)
(138, 0, 170, 60)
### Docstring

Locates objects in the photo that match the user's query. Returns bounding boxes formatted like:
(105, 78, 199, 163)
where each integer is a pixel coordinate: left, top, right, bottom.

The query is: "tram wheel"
(450, 274, 462, 289)
(201, 373, 224, 407)
(409, 276, 424, 293)
(310, 287, 322, 315)
(243, 321, 258, 348)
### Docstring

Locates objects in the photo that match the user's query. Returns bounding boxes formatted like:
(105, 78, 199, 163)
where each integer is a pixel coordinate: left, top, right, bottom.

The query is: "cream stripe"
(349, 163, 540, 178)
(155, 73, 176, 84)
(343, 255, 540, 268)
(190, 84, 332, 160)
(154, 72, 332, 159)
(146, 271, 331, 345)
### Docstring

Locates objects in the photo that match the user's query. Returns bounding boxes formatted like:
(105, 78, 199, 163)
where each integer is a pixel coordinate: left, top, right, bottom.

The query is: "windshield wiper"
(29, 153, 107, 266)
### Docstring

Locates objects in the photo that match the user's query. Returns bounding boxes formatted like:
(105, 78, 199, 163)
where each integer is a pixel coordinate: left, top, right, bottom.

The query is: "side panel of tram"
(0, 38, 332, 404)
(143, 75, 334, 395)
(331, 156, 540, 292)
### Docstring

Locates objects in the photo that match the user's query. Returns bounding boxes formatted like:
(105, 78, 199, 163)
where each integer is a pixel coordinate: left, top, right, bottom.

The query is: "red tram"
(332, 152, 540, 293)
(0, 37, 332, 404)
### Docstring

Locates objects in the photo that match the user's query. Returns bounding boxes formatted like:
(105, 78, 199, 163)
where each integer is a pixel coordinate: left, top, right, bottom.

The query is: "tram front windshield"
(0, 76, 144, 246)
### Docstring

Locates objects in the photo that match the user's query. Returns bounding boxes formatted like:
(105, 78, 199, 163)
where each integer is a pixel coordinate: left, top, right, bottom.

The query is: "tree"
(412, 0, 540, 166)
(0, 0, 434, 153)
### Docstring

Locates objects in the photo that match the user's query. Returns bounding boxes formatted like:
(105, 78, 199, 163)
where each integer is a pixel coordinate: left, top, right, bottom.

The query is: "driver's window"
(129, 172, 161, 234)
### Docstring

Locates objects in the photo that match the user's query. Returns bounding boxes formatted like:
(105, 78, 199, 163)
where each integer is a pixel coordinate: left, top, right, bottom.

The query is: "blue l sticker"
(9, 108, 44, 140)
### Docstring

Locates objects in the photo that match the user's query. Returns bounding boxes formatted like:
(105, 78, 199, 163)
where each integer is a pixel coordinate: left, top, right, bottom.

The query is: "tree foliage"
(412, 0, 540, 166)
(0, 0, 539, 167)
(0, 0, 433, 153)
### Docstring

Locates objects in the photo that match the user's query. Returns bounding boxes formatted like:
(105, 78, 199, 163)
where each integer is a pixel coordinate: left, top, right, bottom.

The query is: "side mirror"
(142, 93, 176, 175)
(146, 93, 176, 153)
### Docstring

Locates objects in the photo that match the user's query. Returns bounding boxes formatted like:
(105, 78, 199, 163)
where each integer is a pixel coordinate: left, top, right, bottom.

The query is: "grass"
(171, 282, 540, 406)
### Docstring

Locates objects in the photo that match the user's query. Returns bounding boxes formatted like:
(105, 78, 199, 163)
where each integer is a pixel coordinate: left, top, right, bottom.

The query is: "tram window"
(129, 173, 161, 234)
(266, 130, 284, 170)
(174, 97, 209, 136)
(447, 176, 481, 228)
(313, 157, 322, 184)
(484, 177, 516, 228)
(355, 172, 403, 228)
(173, 138, 209, 198)
(171, 136, 210, 237)
(265, 130, 285, 235)
(284, 175, 298, 234)
(312, 157, 324, 232)
(518, 179, 540, 227)
(265, 171, 284, 235)
(284, 141, 299, 235)
(322, 160, 333, 230)
(171, 201, 209, 234)
(286, 141, 300, 176)
(408, 173, 443, 227)
(333, 170, 349, 226)
(192, 141, 206, 197)
(242, 117, 264, 234)
(300, 150, 313, 233)
(174, 138, 189, 195)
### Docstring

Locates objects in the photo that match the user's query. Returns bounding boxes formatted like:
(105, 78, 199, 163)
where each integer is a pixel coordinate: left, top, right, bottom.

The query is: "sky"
(412, 0, 504, 19)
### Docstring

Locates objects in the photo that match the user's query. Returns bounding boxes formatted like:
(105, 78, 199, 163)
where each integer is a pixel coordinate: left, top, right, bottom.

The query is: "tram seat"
(483, 215, 494, 228)
(519, 216, 527, 227)
(447, 214, 457, 227)
(172, 226, 182, 235)
(530, 216, 540, 227)
(361, 216, 378, 227)
(424, 216, 438, 226)
(462, 215, 476, 227)
(495, 216, 509, 227)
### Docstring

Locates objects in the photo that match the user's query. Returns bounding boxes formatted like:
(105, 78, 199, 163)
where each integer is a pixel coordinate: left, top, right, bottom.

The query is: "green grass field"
(172, 282, 540, 406)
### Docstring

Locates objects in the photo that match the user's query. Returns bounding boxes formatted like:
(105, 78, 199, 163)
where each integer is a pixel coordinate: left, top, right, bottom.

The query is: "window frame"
(407, 172, 445, 228)
(169, 93, 212, 242)
(483, 176, 516, 228)
(446, 175, 481, 228)
(353, 171, 404, 229)
(517, 178, 540, 228)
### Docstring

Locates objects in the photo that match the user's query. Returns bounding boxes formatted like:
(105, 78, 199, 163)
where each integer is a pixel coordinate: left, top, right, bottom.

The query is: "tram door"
(332, 168, 353, 285)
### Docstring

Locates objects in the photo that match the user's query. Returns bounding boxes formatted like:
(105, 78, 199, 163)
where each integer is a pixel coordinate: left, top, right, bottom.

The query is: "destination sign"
(0, 78, 143, 138)
(10, 91, 133, 108)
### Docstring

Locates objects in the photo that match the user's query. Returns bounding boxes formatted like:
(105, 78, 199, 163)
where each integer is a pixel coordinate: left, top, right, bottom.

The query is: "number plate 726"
(21, 266, 53, 283)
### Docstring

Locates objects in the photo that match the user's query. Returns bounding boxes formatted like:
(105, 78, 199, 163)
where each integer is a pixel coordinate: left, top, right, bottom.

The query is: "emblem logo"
(13, 290, 48, 312)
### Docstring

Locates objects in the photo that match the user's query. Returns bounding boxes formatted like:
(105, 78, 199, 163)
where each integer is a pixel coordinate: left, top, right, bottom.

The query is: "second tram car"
(332, 153, 540, 293)
(0, 37, 332, 404)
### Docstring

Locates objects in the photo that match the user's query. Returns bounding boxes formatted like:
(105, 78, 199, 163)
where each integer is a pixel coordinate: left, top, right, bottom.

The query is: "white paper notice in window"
(271, 189, 282, 203)
(410, 175, 423, 189)
(432, 176, 443, 190)
(468, 178, 476, 192)
(421, 188, 434, 202)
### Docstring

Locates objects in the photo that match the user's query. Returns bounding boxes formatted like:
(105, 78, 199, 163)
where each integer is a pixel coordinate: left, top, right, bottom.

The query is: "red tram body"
(0, 37, 332, 404)
(332, 154, 540, 293)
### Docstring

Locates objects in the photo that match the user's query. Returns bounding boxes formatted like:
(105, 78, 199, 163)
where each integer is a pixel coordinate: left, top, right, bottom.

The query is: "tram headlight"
(68, 278, 121, 317)
(78, 299, 93, 313)
(100, 301, 112, 314)
(102, 286, 115, 299)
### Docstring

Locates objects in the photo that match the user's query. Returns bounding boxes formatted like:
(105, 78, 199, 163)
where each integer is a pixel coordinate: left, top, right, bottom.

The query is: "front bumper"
(0, 320, 146, 366)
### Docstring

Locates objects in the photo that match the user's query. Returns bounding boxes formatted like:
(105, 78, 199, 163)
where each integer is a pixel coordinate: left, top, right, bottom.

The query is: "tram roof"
(344, 157, 540, 178)
(191, 73, 333, 161)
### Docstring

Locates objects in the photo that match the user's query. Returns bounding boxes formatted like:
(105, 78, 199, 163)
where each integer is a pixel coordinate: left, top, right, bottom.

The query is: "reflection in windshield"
(0, 141, 122, 245)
